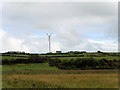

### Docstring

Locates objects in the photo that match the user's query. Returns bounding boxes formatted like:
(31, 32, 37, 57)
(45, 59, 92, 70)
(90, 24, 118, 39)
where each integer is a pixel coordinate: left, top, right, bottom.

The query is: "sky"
(0, 2, 118, 53)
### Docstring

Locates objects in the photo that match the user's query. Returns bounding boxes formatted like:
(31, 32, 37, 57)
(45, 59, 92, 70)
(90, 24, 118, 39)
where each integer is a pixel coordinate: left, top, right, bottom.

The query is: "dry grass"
(2, 69, 118, 75)
(3, 73, 118, 88)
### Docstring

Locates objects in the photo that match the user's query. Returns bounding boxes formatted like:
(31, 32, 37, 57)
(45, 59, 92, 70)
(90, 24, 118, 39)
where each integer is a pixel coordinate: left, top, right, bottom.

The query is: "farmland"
(2, 63, 59, 71)
(56, 56, 119, 61)
(2, 51, 119, 88)
(2, 72, 118, 88)
(2, 51, 119, 61)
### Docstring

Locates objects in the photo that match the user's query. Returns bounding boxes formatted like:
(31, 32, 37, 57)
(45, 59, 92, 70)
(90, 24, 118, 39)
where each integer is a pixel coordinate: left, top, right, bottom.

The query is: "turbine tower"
(46, 33, 52, 53)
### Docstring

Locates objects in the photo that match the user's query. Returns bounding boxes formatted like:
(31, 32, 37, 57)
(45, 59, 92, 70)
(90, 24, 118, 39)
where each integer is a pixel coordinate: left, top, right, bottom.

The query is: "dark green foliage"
(48, 58, 119, 70)
(29, 54, 48, 63)
(48, 58, 61, 67)
(2, 53, 120, 70)
(2, 54, 49, 65)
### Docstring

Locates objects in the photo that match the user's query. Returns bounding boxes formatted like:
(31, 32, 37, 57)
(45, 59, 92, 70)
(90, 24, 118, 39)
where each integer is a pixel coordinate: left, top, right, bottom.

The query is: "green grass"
(2, 52, 119, 61)
(2, 55, 119, 61)
(2, 63, 59, 71)
(2, 53, 119, 88)
(11, 54, 28, 57)
(93, 56, 119, 60)
(2, 56, 28, 60)
(56, 56, 119, 61)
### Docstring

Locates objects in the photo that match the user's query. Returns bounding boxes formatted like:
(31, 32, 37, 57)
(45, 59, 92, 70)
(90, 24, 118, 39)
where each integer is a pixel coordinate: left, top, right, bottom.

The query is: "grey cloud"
(57, 28, 84, 47)
(3, 2, 117, 21)
(1, 2, 118, 52)
(35, 23, 53, 30)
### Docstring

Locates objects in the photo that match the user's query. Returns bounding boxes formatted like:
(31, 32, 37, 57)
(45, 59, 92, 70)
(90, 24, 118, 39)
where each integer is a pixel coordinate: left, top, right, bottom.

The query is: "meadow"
(2, 63, 59, 71)
(2, 63, 118, 88)
(57, 56, 119, 61)
(2, 70, 118, 88)
(2, 52, 119, 61)
(2, 52, 119, 88)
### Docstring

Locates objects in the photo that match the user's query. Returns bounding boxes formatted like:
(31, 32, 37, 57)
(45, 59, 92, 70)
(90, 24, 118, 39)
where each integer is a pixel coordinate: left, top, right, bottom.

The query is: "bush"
(48, 59, 61, 67)
(48, 57, 118, 70)
(2, 54, 51, 65)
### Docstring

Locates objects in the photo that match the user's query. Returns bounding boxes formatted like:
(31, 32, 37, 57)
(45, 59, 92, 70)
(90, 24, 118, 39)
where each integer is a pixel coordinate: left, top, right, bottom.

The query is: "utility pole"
(46, 33, 52, 53)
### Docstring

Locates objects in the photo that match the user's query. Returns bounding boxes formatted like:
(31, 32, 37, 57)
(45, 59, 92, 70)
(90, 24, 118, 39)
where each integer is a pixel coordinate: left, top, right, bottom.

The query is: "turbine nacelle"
(46, 33, 52, 37)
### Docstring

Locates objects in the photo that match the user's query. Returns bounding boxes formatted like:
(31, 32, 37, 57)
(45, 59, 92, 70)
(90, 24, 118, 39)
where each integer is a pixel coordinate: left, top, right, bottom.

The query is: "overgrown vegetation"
(2, 52, 119, 88)
(2, 52, 120, 70)
(49, 58, 119, 70)
(3, 73, 118, 88)
(2, 54, 49, 65)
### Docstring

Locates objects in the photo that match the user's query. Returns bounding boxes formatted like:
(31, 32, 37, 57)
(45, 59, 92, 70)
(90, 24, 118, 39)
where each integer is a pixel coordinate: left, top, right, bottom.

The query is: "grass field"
(2, 63, 59, 71)
(2, 63, 118, 88)
(2, 56, 28, 60)
(57, 56, 119, 61)
(2, 52, 119, 88)
(2, 56, 119, 62)
(2, 71, 118, 88)
(2, 53, 119, 61)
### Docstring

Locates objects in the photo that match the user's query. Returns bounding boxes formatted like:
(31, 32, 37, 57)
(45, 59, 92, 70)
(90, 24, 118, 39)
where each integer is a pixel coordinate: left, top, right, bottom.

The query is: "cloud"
(0, 29, 6, 50)
(51, 42, 62, 51)
(1, 2, 118, 52)
(0, 29, 30, 52)
(0, 28, 117, 53)
(88, 40, 118, 51)
(35, 23, 53, 30)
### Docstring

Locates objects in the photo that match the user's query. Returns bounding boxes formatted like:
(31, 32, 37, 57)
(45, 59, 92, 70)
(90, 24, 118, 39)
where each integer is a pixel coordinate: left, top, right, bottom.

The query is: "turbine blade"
(50, 33, 52, 36)
(46, 33, 49, 36)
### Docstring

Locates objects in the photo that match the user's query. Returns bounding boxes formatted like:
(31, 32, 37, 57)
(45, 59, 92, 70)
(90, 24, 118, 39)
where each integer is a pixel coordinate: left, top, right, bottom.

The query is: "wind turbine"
(46, 33, 52, 53)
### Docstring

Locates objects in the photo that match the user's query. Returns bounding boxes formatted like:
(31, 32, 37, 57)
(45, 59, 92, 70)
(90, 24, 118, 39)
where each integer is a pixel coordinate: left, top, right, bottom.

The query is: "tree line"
(2, 55, 48, 65)
(49, 58, 119, 70)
